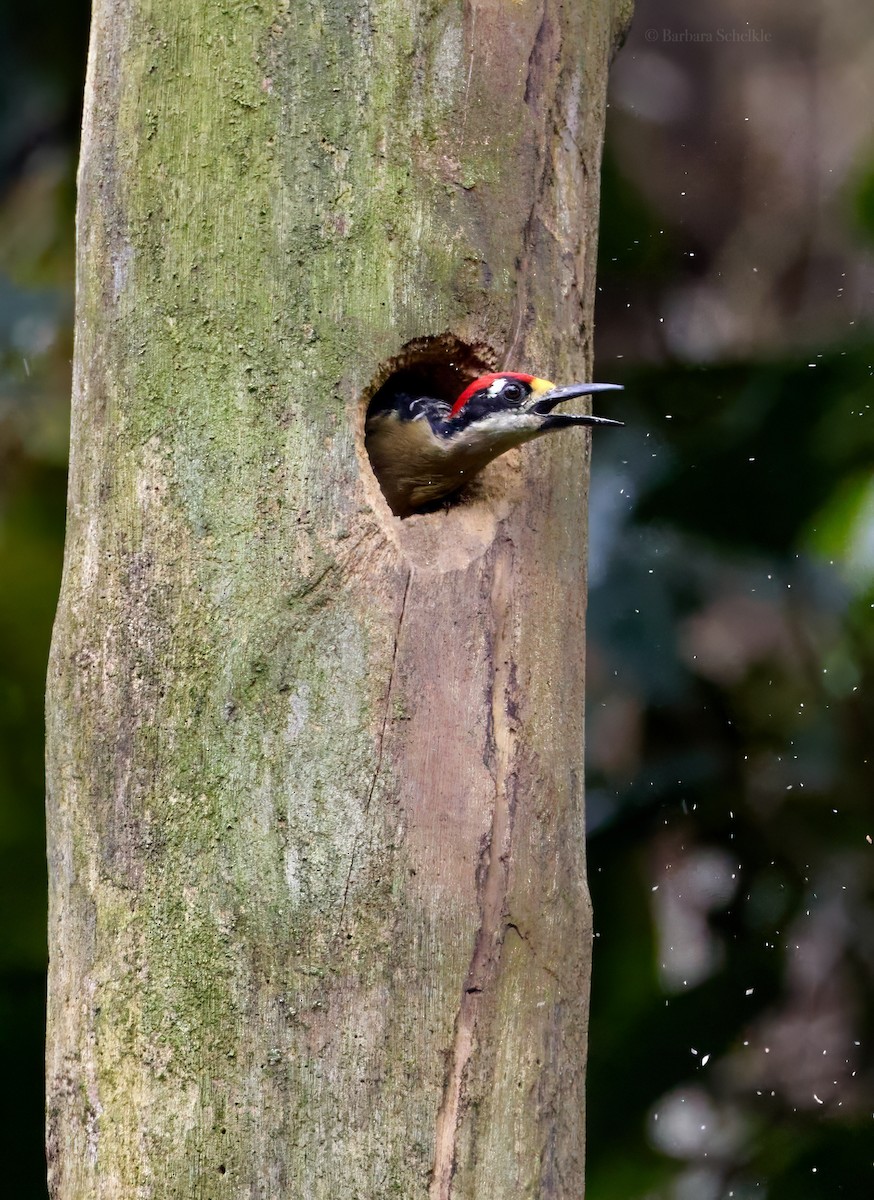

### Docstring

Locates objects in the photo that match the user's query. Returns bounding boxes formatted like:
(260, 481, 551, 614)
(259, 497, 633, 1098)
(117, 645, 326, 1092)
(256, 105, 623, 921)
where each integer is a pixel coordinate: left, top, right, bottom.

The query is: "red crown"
(449, 372, 535, 418)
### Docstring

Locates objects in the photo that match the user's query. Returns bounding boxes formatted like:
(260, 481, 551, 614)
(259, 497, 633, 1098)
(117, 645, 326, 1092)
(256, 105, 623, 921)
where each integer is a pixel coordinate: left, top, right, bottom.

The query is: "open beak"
(530, 381, 624, 427)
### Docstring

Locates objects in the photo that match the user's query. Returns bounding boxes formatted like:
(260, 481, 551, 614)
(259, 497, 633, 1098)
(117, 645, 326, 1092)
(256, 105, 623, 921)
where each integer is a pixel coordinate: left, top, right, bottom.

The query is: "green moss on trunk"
(47, 0, 629, 1195)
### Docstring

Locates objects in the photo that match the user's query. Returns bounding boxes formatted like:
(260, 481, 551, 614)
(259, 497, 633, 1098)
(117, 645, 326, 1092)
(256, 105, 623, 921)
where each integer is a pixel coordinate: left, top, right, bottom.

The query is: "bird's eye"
(503, 383, 523, 402)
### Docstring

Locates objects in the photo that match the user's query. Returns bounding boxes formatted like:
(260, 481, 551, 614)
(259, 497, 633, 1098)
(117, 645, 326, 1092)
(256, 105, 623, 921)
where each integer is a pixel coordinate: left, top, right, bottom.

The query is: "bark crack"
(367, 565, 412, 813)
(505, 8, 568, 369)
(506, 921, 568, 992)
(430, 542, 516, 1200)
(335, 568, 412, 938)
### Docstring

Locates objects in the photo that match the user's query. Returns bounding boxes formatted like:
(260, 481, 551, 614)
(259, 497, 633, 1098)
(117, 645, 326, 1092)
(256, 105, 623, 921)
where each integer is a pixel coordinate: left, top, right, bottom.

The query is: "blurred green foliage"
(586, 345, 874, 1195)
(1, 1, 88, 1194)
(587, 1, 874, 1188)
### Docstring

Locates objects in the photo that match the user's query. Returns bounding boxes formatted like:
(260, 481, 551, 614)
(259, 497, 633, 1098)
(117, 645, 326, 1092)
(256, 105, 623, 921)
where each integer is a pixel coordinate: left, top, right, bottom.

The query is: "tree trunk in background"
(46, 0, 630, 1195)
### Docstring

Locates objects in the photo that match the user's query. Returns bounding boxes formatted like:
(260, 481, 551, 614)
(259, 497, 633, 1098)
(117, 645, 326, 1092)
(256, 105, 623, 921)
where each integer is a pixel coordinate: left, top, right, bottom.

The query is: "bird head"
(365, 369, 623, 516)
(448, 372, 623, 434)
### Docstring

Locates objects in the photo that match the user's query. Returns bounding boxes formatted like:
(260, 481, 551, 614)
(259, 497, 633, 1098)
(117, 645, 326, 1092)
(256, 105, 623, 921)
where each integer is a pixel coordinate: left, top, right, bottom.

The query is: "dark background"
(2, 1, 873, 1196)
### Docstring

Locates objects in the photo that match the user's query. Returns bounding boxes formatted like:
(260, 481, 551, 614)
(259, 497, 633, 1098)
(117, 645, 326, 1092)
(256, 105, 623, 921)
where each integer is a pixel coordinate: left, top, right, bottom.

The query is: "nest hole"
(359, 333, 494, 518)
(356, 334, 526, 572)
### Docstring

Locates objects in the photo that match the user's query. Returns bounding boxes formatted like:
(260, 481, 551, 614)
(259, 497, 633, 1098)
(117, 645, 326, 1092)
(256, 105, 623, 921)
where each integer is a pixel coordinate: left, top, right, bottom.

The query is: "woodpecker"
(365, 371, 623, 516)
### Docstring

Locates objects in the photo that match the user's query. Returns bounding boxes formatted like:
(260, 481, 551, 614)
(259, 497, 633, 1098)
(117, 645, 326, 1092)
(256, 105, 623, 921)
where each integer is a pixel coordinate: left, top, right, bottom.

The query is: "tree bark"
(46, 0, 631, 1196)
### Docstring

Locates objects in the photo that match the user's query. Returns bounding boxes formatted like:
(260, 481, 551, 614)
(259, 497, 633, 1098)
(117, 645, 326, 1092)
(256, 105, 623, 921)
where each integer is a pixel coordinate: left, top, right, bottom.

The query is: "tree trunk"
(46, 0, 630, 1195)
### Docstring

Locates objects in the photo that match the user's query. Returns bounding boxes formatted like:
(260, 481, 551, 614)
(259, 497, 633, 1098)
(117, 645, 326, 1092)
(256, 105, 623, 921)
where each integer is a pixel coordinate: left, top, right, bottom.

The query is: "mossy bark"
(46, 0, 630, 1196)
